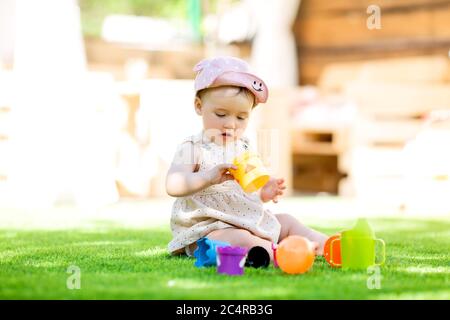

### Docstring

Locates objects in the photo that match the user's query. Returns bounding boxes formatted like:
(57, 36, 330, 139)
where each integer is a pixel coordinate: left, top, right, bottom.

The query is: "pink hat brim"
(210, 71, 268, 104)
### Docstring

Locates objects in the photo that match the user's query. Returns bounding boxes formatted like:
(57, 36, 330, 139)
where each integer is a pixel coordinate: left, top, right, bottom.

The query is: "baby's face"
(195, 87, 253, 145)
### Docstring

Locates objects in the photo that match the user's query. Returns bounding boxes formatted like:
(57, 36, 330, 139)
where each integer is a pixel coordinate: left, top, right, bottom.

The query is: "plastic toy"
(324, 233, 341, 268)
(228, 151, 270, 193)
(245, 246, 270, 268)
(194, 237, 230, 267)
(217, 246, 248, 276)
(272, 243, 279, 268)
(330, 218, 385, 270)
(276, 236, 315, 274)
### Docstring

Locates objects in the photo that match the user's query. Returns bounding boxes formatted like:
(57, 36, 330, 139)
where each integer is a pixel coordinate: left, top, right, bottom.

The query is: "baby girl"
(166, 56, 327, 260)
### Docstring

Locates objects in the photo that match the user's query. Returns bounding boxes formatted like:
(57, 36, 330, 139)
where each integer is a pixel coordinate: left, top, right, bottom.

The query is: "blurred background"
(1, 0, 450, 223)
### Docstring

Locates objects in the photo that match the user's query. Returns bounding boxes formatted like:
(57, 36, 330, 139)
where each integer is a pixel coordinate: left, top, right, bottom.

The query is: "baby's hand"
(207, 164, 238, 185)
(260, 177, 286, 203)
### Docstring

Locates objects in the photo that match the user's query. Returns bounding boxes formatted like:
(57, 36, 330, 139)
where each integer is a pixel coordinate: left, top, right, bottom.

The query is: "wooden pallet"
(346, 82, 450, 117)
(318, 56, 449, 92)
(295, 5, 450, 49)
(318, 54, 450, 199)
(340, 176, 407, 200)
(298, 48, 450, 86)
(300, 0, 449, 14)
(291, 126, 351, 155)
(354, 116, 424, 147)
(294, 0, 450, 85)
(292, 153, 346, 194)
(350, 146, 408, 178)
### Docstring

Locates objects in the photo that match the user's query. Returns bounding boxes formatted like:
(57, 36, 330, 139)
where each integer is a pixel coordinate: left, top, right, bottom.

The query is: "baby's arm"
(166, 142, 209, 197)
(165, 142, 236, 197)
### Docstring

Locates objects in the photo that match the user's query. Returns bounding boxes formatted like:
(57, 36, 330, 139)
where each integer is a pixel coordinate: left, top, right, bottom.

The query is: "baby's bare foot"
(311, 241, 320, 255)
(310, 234, 328, 256)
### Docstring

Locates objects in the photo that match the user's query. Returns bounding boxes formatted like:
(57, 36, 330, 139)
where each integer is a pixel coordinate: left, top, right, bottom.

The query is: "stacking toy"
(276, 236, 315, 274)
(245, 246, 270, 268)
(324, 233, 341, 268)
(217, 246, 248, 276)
(228, 151, 270, 193)
(272, 243, 279, 268)
(194, 237, 230, 267)
(330, 218, 385, 270)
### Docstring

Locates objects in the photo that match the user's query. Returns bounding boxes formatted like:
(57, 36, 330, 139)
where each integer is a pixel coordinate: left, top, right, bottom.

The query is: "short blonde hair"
(196, 86, 256, 108)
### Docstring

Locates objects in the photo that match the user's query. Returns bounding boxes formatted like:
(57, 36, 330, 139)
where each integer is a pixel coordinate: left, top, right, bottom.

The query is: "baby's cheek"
(236, 122, 249, 135)
(204, 116, 222, 131)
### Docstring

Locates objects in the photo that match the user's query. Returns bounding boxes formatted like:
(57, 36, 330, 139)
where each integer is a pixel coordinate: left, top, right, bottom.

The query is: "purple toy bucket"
(217, 246, 248, 276)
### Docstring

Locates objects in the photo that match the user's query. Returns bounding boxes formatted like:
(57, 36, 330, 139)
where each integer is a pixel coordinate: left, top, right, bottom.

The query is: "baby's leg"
(207, 228, 274, 261)
(275, 213, 328, 255)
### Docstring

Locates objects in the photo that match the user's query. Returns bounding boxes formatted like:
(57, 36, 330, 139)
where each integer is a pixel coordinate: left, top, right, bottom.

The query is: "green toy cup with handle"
(330, 218, 385, 270)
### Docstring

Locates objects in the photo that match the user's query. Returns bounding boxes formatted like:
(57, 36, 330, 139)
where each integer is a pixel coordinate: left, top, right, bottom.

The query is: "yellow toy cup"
(229, 151, 270, 193)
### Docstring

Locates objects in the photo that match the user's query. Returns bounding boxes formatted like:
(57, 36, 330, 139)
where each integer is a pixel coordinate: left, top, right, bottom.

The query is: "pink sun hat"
(193, 56, 268, 105)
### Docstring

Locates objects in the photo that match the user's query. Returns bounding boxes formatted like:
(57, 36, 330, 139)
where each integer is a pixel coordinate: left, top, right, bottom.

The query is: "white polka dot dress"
(168, 131, 281, 256)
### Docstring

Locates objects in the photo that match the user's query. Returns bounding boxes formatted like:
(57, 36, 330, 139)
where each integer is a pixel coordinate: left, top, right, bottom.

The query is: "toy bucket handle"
(329, 238, 341, 267)
(374, 239, 385, 266)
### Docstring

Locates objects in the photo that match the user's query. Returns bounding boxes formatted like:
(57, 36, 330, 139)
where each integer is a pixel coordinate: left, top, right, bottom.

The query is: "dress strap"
(179, 133, 199, 145)
(173, 133, 204, 167)
(180, 131, 213, 146)
(240, 136, 250, 150)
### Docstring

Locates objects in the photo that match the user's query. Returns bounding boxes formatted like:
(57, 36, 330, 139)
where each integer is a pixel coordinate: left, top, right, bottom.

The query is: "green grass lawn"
(0, 217, 449, 299)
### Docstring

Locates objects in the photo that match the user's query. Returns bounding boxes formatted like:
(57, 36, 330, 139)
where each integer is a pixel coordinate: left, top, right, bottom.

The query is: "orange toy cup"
(276, 236, 315, 274)
(324, 233, 341, 268)
(228, 151, 270, 193)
